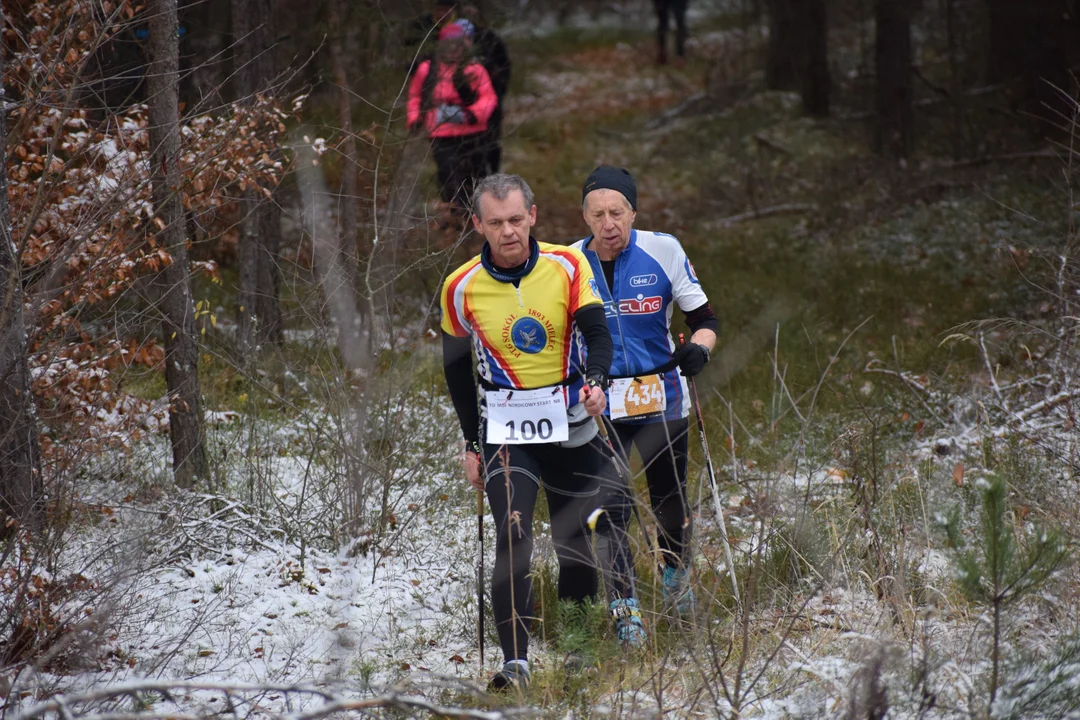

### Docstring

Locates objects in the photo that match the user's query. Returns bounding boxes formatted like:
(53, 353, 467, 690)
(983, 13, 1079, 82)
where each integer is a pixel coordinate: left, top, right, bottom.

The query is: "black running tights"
(612, 417, 692, 568)
(482, 437, 635, 663)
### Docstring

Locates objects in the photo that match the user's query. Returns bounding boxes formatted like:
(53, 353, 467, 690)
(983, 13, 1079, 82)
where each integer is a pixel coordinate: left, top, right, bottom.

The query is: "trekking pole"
(586, 386, 663, 574)
(476, 488, 485, 671)
(680, 334, 740, 601)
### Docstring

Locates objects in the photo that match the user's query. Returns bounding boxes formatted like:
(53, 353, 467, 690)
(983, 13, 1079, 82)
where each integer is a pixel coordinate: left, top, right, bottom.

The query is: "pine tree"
(945, 474, 1070, 706)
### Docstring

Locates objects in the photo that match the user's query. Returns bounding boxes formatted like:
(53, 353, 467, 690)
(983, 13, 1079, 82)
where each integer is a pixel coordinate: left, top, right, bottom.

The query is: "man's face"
(583, 189, 635, 260)
(473, 189, 536, 267)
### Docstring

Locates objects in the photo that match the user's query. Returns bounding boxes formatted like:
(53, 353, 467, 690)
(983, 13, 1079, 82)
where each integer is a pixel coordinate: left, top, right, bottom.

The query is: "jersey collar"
(481, 236, 539, 283)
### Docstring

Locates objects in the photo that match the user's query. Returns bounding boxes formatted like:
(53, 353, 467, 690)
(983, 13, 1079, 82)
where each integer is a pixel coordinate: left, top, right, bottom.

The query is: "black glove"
(674, 342, 709, 377)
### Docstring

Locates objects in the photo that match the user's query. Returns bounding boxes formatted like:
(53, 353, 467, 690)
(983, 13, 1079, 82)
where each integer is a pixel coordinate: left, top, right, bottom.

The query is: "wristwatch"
(585, 374, 608, 390)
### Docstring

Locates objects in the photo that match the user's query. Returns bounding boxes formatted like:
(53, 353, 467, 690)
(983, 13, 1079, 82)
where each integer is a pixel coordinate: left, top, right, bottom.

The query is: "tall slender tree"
(180, 0, 231, 114)
(0, 2, 43, 531)
(147, 0, 208, 488)
(802, 0, 830, 117)
(766, 0, 829, 117)
(326, 0, 360, 288)
(874, 0, 914, 159)
(764, 0, 800, 91)
(232, 0, 282, 354)
(986, 0, 1070, 135)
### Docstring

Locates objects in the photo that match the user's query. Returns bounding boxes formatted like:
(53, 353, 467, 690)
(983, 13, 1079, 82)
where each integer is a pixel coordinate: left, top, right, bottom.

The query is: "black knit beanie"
(582, 165, 637, 211)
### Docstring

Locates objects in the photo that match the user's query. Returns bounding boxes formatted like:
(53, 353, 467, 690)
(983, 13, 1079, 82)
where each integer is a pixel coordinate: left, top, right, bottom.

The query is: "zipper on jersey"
(603, 244, 632, 375)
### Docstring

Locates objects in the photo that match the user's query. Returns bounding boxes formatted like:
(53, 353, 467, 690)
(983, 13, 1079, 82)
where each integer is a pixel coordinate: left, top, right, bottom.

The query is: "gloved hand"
(435, 104, 466, 125)
(580, 375, 608, 416)
(674, 342, 709, 377)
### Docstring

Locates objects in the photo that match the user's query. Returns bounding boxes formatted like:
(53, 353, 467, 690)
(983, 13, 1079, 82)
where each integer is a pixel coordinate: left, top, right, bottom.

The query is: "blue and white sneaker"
(662, 565, 695, 617)
(610, 597, 647, 650)
(488, 660, 530, 692)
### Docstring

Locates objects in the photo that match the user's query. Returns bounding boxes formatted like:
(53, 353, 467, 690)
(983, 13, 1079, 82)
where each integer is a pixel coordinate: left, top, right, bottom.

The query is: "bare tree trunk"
(985, 0, 1020, 84)
(180, 0, 231, 114)
(944, 0, 965, 159)
(874, 0, 914, 159)
(801, 0, 829, 117)
(233, 0, 282, 354)
(764, 0, 800, 91)
(148, 0, 208, 489)
(294, 131, 370, 526)
(986, 0, 1070, 136)
(326, 0, 361, 285)
(325, 0, 376, 355)
(0, 4, 43, 531)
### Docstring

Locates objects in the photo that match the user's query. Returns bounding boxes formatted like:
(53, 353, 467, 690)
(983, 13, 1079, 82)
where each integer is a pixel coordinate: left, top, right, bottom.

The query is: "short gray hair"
(471, 174, 535, 219)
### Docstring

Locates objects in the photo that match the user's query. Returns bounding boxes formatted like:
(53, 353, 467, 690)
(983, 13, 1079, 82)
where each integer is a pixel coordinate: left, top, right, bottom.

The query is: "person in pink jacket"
(407, 22, 498, 222)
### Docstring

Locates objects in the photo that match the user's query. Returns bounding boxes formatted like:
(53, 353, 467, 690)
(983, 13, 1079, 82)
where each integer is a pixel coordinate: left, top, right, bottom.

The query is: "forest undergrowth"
(3, 5, 1080, 720)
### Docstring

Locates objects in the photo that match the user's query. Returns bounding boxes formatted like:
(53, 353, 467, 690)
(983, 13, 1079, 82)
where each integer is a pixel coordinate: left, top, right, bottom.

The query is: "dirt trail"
(501, 33, 724, 240)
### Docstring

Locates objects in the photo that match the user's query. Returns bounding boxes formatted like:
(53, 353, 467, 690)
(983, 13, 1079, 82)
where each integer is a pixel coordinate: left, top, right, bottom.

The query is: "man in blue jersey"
(572, 166, 718, 615)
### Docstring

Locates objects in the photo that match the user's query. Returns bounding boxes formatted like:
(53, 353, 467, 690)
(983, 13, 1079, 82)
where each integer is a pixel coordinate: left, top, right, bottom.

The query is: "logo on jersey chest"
(502, 310, 557, 356)
(618, 295, 663, 315)
(629, 274, 658, 287)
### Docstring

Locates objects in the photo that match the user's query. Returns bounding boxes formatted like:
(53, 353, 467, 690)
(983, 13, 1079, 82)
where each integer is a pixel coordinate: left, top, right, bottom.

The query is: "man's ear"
(472, 214, 483, 232)
(529, 204, 537, 225)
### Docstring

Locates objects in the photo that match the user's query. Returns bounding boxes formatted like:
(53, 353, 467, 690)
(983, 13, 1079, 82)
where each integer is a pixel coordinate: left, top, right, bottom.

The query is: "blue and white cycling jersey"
(571, 229, 709, 423)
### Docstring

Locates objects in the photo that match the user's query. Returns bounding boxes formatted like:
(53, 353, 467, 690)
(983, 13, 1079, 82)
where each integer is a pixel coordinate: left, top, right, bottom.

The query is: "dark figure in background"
(406, 22, 497, 221)
(653, 0, 689, 65)
(459, 5, 512, 174)
(405, 0, 458, 76)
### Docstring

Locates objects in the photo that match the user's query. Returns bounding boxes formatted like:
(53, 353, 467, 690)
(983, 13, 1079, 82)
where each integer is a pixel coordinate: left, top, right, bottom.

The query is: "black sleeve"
(574, 304, 612, 385)
(683, 302, 719, 335)
(442, 332, 481, 445)
(486, 33, 512, 97)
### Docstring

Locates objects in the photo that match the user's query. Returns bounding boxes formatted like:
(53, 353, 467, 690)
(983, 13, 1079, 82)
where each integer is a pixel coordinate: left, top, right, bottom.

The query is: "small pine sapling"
(943, 473, 1070, 708)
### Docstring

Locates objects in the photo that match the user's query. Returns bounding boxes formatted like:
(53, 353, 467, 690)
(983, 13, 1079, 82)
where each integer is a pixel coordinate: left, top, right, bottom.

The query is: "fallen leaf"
(449, 654, 465, 664)
(953, 462, 964, 487)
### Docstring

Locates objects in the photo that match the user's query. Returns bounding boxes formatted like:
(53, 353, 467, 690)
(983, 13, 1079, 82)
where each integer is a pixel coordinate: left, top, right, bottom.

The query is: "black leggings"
(483, 437, 635, 663)
(653, 0, 689, 58)
(612, 417, 692, 569)
(431, 133, 485, 209)
(481, 104, 503, 175)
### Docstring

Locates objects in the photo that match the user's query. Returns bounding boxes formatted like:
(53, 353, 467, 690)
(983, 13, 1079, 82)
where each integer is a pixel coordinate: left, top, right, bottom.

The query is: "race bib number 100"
(609, 374, 666, 420)
(485, 388, 569, 444)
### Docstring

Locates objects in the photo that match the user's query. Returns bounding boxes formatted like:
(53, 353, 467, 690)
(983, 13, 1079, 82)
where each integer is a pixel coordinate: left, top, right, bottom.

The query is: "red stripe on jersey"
(443, 260, 480, 337)
(473, 321, 524, 388)
(544, 248, 585, 314)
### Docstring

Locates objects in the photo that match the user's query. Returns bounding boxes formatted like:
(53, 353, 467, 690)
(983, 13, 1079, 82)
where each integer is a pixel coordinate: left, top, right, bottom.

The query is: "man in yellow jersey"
(441, 174, 644, 692)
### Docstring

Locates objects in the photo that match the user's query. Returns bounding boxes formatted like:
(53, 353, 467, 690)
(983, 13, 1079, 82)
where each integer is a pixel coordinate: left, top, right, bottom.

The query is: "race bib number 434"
(485, 387, 569, 444)
(609, 374, 666, 420)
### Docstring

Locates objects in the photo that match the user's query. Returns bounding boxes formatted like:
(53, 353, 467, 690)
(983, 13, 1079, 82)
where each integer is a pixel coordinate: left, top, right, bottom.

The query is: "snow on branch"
(11, 680, 527, 720)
